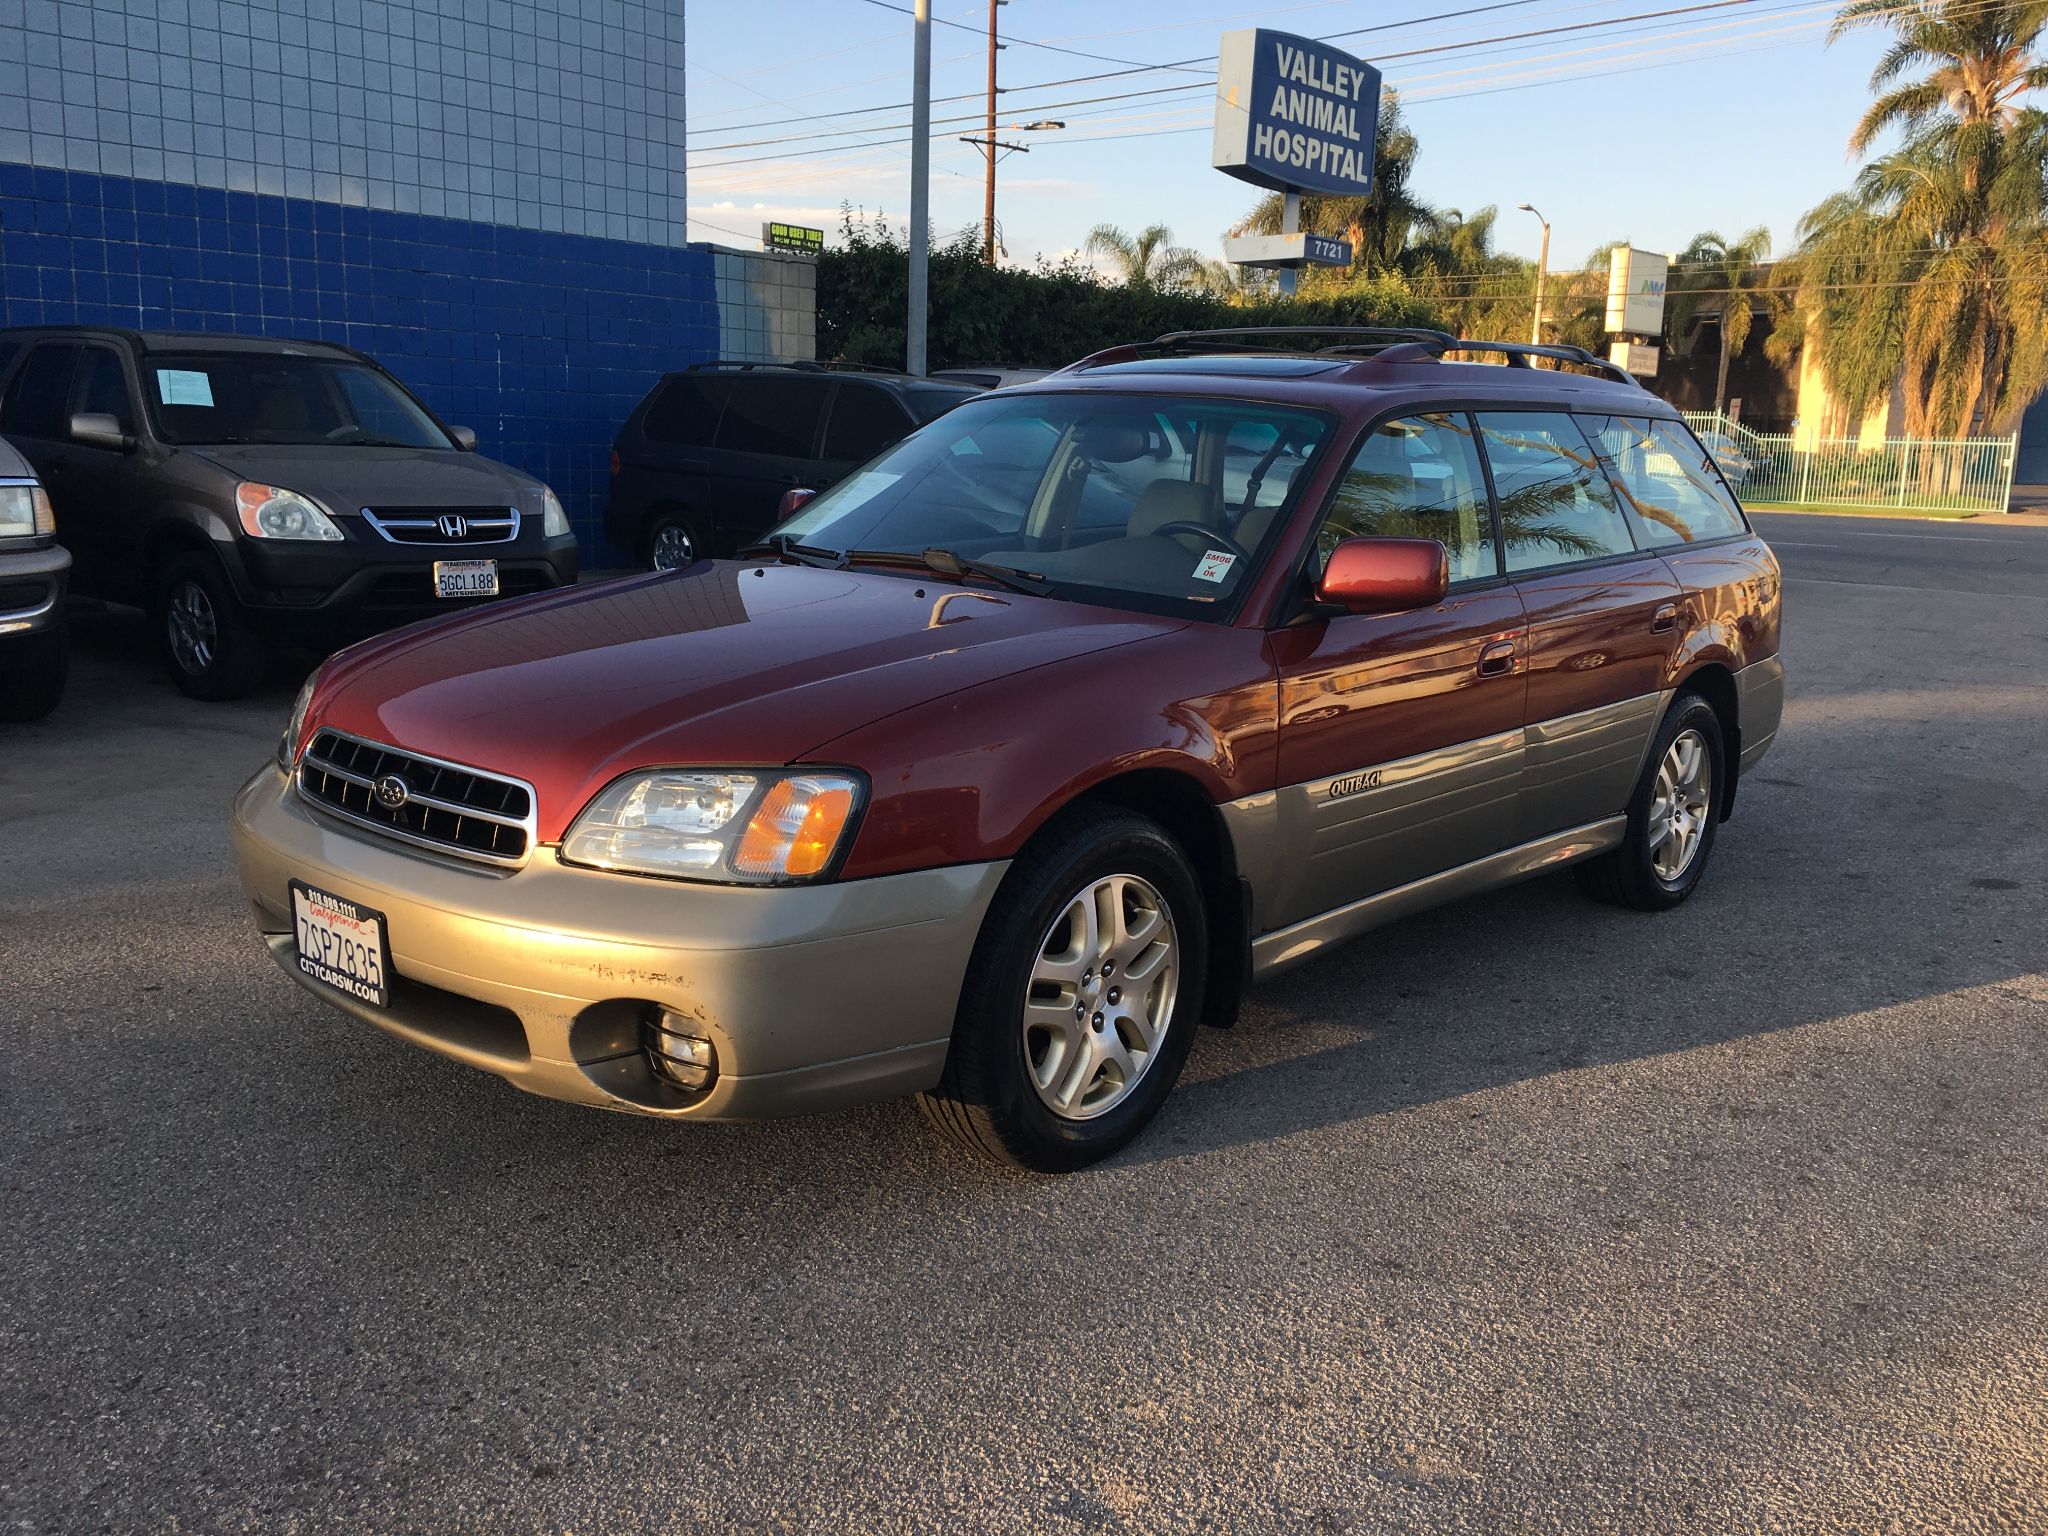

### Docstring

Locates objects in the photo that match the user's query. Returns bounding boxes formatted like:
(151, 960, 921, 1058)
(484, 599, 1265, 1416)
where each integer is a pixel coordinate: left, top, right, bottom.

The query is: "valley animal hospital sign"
(1212, 30, 1381, 198)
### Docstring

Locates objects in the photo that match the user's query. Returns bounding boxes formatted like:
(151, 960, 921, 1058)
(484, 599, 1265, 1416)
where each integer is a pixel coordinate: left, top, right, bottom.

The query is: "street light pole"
(907, 0, 931, 375)
(1518, 201, 1549, 345)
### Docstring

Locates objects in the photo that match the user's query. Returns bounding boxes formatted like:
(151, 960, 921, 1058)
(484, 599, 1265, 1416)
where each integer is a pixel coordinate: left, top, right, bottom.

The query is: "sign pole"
(1278, 191, 1301, 298)
(907, 0, 931, 375)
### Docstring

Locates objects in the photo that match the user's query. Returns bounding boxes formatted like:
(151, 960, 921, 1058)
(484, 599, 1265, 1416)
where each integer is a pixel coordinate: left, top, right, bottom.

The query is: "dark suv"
(605, 361, 980, 568)
(0, 328, 580, 700)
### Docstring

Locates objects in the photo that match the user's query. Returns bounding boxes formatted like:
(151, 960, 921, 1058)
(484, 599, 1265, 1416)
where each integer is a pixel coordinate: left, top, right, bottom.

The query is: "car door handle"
(1651, 603, 1679, 634)
(1478, 640, 1516, 678)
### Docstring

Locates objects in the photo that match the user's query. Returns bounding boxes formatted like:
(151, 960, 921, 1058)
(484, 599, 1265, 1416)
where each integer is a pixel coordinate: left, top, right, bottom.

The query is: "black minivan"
(605, 362, 980, 568)
(0, 327, 580, 700)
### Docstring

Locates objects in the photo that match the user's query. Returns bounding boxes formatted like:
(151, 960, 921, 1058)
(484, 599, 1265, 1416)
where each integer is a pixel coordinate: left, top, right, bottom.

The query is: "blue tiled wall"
(0, 161, 719, 559)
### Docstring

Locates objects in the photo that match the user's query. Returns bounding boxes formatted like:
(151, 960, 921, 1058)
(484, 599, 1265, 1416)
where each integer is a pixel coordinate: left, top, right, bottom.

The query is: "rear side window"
(643, 375, 731, 447)
(1586, 416, 1748, 545)
(0, 343, 84, 439)
(822, 384, 911, 463)
(716, 375, 828, 457)
(1319, 413, 1497, 584)
(1476, 412, 1637, 573)
(72, 347, 136, 434)
(904, 386, 975, 424)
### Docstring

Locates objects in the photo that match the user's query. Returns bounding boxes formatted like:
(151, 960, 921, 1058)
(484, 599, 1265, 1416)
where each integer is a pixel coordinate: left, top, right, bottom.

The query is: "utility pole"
(1519, 202, 1549, 345)
(983, 0, 1001, 264)
(907, 0, 931, 375)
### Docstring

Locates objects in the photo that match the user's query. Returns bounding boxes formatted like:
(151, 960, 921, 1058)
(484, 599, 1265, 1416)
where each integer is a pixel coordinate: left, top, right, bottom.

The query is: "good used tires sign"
(1211, 29, 1381, 198)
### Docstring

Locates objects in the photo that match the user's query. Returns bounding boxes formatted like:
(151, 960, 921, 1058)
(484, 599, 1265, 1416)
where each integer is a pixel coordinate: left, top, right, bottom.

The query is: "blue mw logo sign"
(1211, 29, 1381, 199)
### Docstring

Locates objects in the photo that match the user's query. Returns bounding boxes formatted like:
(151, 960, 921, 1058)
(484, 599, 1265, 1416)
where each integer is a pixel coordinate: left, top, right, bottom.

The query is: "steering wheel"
(1148, 520, 1251, 562)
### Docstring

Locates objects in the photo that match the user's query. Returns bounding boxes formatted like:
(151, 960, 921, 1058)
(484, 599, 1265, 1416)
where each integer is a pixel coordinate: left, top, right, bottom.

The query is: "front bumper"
(220, 532, 581, 641)
(0, 541, 70, 638)
(230, 765, 1008, 1119)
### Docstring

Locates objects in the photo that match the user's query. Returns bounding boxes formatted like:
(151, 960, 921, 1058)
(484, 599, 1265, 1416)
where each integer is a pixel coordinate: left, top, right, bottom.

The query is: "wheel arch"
(1055, 767, 1250, 1031)
(1674, 660, 1741, 819)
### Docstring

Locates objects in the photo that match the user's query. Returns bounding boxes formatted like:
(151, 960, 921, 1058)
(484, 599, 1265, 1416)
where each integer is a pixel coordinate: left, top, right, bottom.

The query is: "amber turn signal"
(732, 777, 858, 879)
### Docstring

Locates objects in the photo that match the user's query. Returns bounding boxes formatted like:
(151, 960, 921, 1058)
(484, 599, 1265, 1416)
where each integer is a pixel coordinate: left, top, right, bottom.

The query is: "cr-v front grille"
(361, 506, 519, 545)
(296, 729, 536, 867)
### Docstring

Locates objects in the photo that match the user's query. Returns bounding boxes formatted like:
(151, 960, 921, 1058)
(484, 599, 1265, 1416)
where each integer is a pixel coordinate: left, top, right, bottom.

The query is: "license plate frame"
(433, 558, 500, 599)
(289, 879, 391, 1009)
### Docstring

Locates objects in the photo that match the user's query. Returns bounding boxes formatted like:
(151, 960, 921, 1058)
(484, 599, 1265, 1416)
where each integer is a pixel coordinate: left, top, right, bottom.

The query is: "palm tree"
(1666, 227, 1775, 416)
(1788, 112, 2048, 437)
(1831, 0, 2048, 153)
(1230, 92, 1435, 276)
(1082, 224, 1213, 290)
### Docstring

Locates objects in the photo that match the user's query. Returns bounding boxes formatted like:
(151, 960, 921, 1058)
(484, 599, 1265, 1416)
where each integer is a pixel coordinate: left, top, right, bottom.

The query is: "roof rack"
(687, 359, 906, 376)
(1425, 339, 1639, 385)
(1150, 325, 1460, 353)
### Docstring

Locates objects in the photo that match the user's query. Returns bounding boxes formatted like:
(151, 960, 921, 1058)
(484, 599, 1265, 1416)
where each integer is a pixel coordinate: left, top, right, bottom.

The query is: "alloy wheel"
(1021, 873, 1179, 1121)
(167, 580, 217, 676)
(1648, 727, 1713, 881)
(650, 523, 695, 570)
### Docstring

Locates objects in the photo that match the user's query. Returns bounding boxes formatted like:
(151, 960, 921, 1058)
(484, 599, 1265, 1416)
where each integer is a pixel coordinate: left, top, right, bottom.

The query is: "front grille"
(361, 506, 520, 545)
(296, 729, 535, 866)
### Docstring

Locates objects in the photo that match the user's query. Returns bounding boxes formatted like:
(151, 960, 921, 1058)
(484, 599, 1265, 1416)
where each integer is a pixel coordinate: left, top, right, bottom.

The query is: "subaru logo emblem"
(372, 774, 412, 810)
(437, 513, 469, 540)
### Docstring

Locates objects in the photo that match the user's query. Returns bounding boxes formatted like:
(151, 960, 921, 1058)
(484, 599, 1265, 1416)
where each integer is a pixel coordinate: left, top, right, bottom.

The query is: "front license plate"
(290, 880, 390, 1009)
(434, 558, 500, 599)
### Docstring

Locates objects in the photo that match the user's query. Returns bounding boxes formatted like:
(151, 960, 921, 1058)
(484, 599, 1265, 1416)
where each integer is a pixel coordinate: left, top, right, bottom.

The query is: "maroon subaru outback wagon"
(235, 328, 1783, 1171)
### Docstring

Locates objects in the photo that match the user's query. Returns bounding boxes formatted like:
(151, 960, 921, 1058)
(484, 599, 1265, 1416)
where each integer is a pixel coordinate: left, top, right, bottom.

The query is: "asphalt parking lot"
(3, 512, 2045, 1534)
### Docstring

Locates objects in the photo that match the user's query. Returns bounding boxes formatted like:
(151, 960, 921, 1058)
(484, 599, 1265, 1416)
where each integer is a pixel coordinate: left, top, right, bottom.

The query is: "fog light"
(645, 1012, 716, 1091)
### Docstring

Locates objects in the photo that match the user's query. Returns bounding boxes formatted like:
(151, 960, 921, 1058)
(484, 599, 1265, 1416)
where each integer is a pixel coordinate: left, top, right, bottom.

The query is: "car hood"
(310, 562, 1187, 842)
(189, 443, 541, 511)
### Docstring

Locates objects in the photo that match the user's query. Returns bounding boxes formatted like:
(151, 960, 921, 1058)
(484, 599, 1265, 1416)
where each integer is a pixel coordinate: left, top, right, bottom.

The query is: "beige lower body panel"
(1737, 654, 1785, 775)
(231, 767, 1007, 1119)
(1251, 816, 1627, 978)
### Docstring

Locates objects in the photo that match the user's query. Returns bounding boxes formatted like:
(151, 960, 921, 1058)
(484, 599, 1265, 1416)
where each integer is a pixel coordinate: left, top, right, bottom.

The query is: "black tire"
(155, 553, 269, 702)
(1576, 691, 1727, 911)
(0, 628, 68, 723)
(920, 805, 1208, 1173)
(643, 509, 705, 571)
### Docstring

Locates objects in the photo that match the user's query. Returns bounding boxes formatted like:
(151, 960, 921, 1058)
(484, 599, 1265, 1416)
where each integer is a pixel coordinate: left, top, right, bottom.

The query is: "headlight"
(236, 483, 343, 541)
(0, 483, 54, 538)
(541, 486, 571, 539)
(277, 672, 318, 771)
(560, 769, 862, 883)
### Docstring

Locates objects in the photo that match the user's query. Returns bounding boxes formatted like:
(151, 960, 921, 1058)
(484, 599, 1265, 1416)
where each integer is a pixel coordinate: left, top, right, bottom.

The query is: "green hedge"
(818, 223, 1443, 371)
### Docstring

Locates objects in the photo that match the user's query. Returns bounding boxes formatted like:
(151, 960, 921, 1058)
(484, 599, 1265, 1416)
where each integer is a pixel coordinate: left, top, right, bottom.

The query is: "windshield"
(144, 352, 451, 448)
(772, 391, 1331, 618)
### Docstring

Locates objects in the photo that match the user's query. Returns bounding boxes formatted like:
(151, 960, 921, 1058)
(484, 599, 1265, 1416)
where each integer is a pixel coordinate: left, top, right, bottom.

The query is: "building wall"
(0, 0, 820, 561)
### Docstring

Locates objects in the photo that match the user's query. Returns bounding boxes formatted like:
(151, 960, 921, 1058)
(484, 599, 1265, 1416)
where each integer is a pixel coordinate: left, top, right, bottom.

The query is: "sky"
(683, 0, 1900, 276)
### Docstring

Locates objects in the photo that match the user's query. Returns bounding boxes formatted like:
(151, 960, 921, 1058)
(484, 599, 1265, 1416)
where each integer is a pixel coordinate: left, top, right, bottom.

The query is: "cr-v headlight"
(560, 769, 863, 883)
(237, 483, 343, 541)
(540, 486, 571, 538)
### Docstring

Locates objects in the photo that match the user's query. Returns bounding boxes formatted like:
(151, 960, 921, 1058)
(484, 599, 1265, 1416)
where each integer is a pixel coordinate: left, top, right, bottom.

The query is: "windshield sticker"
(156, 369, 215, 407)
(1192, 550, 1238, 584)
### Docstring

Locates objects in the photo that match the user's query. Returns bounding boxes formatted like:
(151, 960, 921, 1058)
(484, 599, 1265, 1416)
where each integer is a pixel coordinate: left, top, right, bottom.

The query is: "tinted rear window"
(642, 374, 731, 447)
(716, 375, 827, 457)
(904, 386, 976, 424)
(823, 383, 911, 462)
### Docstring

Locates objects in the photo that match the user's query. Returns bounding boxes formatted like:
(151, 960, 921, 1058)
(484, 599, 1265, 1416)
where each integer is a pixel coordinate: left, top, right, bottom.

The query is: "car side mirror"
(777, 487, 818, 520)
(447, 425, 478, 452)
(70, 412, 131, 452)
(1315, 536, 1450, 615)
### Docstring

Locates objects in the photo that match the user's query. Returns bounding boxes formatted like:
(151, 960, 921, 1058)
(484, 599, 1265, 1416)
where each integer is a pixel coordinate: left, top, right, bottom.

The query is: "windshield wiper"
(846, 547, 1053, 597)
(738, 534, 848, 569)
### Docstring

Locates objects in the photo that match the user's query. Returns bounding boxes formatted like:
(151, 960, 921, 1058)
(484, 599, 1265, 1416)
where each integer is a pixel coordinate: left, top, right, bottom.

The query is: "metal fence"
(1681, 412, 2017, 514)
